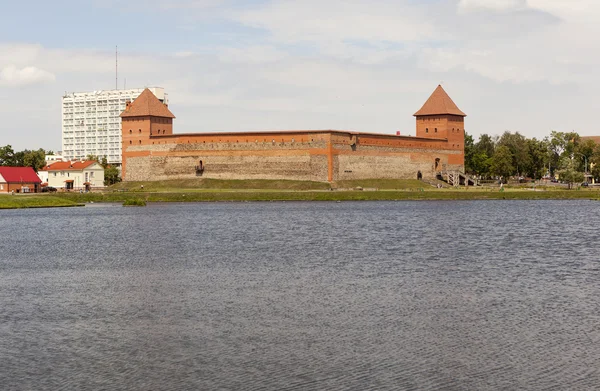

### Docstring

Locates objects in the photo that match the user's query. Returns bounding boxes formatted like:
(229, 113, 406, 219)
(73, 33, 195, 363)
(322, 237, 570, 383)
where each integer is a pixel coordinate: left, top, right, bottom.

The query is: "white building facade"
(62, 87, 168, 164)
(41, 161, 105, 191)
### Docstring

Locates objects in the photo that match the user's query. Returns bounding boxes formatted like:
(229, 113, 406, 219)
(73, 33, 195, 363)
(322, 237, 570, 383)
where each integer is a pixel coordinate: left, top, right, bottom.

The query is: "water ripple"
(0, 200, 599, 390)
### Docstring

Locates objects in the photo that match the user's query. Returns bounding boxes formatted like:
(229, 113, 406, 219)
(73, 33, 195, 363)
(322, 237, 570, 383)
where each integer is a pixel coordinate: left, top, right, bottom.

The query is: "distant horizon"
(3, 0, 600, 151)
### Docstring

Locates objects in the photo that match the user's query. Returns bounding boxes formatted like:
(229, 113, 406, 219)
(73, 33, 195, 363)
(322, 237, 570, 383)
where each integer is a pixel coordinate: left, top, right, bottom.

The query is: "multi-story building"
(62, 87, 168, 164)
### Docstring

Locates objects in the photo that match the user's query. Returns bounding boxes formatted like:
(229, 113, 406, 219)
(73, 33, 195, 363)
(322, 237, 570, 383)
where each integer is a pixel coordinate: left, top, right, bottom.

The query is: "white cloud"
(4, 0, 600, 151)
(458, 0, 527, 12)
(0, 65, 55, 87)
(159, 0, 224, 9)
(236, 0, 440, 45)
(174, 51, 196, 58)
(217, 45, 288, 64)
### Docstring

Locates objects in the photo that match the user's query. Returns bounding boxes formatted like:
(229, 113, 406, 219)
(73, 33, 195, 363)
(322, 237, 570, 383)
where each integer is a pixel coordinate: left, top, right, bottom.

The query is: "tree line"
(465, 131, 599, 185)
(0, 145, 49, 171)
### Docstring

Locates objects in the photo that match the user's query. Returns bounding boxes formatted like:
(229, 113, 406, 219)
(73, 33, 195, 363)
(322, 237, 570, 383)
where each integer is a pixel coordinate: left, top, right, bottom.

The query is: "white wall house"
(41, 161, 105, 191)
(61, 87, 168, 165)
(37, 170, 48, 185)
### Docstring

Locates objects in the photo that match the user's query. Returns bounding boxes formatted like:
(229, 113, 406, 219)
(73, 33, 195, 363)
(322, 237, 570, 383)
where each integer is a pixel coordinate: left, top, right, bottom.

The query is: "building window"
(139, 140, 141, 144)
(435, 128, 438, 133)
(139, 129, 141, 133)
(54, 173, 57, 177)
(130, 140, 132, 144)
(426, 128, 429, 133)
(129, 129, 132, 134)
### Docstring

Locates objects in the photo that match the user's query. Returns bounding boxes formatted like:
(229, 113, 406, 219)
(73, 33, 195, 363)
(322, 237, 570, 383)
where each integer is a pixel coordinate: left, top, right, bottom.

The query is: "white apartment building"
(62, 87, 168, 164)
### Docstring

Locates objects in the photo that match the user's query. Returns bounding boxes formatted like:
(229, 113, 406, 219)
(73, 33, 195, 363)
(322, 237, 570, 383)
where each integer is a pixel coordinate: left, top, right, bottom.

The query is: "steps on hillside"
(438, 171, 478, 187)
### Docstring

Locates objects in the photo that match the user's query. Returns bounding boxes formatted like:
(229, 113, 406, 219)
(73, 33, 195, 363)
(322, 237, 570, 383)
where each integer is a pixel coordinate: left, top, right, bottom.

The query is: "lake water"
(1, 200, 599, 390)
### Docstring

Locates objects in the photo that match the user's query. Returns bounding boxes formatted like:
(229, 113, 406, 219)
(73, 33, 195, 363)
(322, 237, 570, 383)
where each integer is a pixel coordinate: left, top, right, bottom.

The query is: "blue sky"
(2, 0, 600, 151)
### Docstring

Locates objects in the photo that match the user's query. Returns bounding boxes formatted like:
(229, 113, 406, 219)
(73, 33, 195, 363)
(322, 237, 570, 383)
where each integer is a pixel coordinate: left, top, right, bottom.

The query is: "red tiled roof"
(414, 85, 466, 117)
(41, 160, 98, 171)
(120, 88, 175, 118)
(581, 136, 600, 144)
(0, 167, 42, 183)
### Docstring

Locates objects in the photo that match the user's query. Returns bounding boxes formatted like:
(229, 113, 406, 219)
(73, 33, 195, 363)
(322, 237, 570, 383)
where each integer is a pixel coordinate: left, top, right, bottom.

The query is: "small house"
(0, 167, 43, 193)
(41, 161, 104, 191)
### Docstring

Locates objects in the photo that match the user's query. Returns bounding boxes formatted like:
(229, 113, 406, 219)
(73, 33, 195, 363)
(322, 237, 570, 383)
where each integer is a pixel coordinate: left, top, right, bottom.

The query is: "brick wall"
(123, 130, 463, 182)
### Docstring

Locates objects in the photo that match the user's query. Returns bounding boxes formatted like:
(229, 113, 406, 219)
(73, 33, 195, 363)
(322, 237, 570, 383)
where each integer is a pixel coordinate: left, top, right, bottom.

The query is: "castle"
(120, 85, 467, 183)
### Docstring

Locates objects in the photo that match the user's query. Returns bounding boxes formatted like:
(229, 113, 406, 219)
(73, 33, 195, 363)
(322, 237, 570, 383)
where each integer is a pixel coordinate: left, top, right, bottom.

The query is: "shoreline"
(47, 188, 600, 204)
(2, 179, 598, 209)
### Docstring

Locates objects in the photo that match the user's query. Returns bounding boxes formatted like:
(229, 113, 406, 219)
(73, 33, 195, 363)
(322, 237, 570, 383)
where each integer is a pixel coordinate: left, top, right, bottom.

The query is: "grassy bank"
(110, 178, 332, 191)
(334, 179, 427, 189)
(4, 179, 595, 208)
(53, 188, 599, 203)
(0, 195, 83, 209)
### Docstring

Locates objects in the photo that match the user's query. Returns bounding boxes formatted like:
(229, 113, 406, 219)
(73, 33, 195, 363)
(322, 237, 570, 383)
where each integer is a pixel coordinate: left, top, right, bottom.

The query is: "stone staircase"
(438, 170, 478, 187)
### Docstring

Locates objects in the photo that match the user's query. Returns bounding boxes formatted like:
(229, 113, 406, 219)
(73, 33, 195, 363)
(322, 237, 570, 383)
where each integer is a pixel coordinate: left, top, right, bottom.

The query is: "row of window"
(52, 172, 95, 178)
(425, 128, 463, 133)
(128, 129, 168, 135)
(125, 118, 170, 124)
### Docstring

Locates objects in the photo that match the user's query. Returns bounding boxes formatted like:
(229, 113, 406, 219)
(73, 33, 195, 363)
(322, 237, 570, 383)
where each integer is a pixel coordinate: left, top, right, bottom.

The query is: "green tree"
(589, 144, 600, 183)
(464, 132, 476, 174)
(557, 158, 584, 189)
(471, 151, 491, 178)
(549, 131, 579, 172)
(476, 134, 495, 158)
(573, 139, 595, 173)
(497, 131, 531, 176)
(104, 166, 121, 186)
(23, 149, 47, 171)
(0, 145, 16, 166)
(13, 150, 25, 166)
(526, 138, 549, 179)
(490, 145, 514, 182)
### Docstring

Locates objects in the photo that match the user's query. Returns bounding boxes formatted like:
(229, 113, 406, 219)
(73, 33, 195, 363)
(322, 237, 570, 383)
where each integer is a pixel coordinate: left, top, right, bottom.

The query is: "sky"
(1, 0, 600, 151)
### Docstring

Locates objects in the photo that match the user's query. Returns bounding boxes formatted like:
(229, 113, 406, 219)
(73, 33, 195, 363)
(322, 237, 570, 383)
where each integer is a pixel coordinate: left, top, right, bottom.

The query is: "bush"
(122, 198, 146, 207)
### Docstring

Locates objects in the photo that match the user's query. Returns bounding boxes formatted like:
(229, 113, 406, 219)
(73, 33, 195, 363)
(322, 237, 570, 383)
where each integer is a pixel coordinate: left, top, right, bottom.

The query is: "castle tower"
(120, 88, 176, 179)
(414, 85, 466, 169)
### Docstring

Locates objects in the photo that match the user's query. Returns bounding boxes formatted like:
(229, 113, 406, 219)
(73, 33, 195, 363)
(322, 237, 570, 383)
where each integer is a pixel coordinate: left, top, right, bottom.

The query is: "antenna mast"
(115, 45, 118, 90)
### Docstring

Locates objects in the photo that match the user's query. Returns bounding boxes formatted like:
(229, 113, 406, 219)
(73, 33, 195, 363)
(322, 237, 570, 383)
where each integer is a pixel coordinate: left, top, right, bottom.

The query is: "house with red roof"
(40, 160, 104, 191)
(0, 167, 43, 193)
